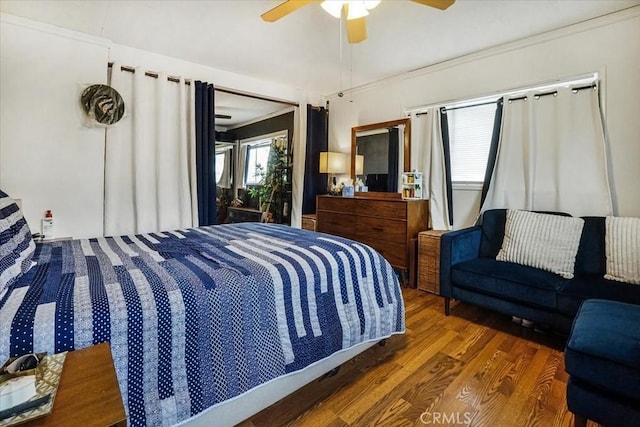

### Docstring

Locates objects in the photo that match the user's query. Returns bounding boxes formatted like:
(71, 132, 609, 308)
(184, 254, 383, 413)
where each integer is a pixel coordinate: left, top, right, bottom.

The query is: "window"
(446, 103, 498, 185)
(244, 140, 272, 185)
(441, 73, 598, 187)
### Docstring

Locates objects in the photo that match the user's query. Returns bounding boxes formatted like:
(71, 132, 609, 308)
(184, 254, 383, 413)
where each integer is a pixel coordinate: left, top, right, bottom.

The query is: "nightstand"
(27, 343, 125, 427)
(301, 214, 317, 231)
(418, 230, 448, 295)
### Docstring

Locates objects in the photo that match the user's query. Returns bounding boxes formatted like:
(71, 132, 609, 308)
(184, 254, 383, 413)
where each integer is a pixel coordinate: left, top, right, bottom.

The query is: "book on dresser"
(316, 194, 429, 286)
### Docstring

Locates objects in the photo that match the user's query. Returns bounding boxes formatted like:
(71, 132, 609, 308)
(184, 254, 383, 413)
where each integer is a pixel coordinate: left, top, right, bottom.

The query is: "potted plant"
(247, 141, 288, 222)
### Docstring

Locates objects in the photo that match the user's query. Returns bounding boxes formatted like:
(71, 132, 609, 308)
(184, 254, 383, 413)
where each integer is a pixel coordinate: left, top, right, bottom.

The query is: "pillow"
(497, 209, 584, 279)
(0, 189, 36, 291)
(604, 216, 640, 284)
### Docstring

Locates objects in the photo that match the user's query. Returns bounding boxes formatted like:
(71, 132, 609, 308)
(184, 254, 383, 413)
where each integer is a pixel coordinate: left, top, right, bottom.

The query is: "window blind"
(447, 103, 498, 183)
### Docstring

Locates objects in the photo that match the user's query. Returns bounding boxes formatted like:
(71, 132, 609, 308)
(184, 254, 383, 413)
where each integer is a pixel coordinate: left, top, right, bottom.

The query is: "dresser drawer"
(358, 236, 407, 269)
(317, 211, 356, 239)
(356, 216, 407, 244)
(356, 199, 406, 219)
(317, 196, 356, 213)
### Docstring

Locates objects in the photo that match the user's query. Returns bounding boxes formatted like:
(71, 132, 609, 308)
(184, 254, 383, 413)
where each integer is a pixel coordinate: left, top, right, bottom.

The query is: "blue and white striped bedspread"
(0, 223, 405, 426)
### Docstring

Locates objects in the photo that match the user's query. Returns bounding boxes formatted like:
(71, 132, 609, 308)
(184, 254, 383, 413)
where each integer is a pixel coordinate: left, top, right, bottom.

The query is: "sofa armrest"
(440, 226, 482, 298)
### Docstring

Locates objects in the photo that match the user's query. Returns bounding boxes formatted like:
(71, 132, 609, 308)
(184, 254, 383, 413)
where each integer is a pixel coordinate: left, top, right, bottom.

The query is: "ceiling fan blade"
(410, 0, 455, 10)
(261, 0, 316, 22)
(215, 114, 232, 120)
(347, 17, 367, 44)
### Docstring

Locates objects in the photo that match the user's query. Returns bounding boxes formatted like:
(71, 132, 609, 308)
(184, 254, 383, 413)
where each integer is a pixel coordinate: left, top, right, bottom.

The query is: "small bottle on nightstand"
(41, 210, 54, 239)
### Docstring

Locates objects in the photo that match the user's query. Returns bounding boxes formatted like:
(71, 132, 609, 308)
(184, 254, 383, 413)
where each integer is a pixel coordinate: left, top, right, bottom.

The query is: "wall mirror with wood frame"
(351, 118, 411, 193)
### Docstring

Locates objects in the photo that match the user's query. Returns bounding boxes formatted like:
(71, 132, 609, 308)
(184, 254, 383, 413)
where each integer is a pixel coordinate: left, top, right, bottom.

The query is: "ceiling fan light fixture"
(321, 1, 345, 19)
(347, 1, 369, 20)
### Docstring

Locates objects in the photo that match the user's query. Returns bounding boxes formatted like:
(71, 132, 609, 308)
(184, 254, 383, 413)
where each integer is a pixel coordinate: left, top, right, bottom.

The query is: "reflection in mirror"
(351, 118, 410, 194)
(214, 87, 296, 224)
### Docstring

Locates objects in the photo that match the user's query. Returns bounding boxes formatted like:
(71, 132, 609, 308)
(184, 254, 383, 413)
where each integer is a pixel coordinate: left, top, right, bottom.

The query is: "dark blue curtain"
(440, 108, 454, 227)
(481, 99, 504, 206)
(302, 105, 328, 215)
(387, 128, 400, 192)
(195, 81, 217, 226)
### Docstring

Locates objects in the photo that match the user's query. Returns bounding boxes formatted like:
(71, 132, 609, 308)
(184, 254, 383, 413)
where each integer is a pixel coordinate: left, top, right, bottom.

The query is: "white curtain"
(482, 86, 612, 216)
(217, 149, 232, 189)
(290, 104, 307, 228)
(411, 108, 451, 230)
(104, 63, 197, 236)
(233, 143, 247, 202)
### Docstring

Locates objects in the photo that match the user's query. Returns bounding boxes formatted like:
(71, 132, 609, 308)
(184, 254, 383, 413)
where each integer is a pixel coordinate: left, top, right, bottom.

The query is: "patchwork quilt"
(0, 223, 405, 426)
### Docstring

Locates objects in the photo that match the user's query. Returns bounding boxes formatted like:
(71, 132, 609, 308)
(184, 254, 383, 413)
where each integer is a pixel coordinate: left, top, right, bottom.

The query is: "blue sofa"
(439, 209, 640, 332)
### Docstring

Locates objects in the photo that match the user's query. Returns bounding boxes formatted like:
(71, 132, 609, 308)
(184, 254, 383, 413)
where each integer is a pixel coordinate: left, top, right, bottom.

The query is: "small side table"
(301, 214, 317, 231)
(418, 230, 448, 295)
(27, 343, 126, 427)
(227, 207, 263, 223)
(37, 237, 72, 243)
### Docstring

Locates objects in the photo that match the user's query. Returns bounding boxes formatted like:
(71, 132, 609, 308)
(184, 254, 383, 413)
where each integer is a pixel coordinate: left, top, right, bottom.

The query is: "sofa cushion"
(557, 276, 640, 316)
(479, 209, 571, 259)
(574, 217, 606, 277)
(451, 258, 567, 309)
(497, 210, 584, 279)
(479, 209, 508, 258)
(565, 299, 640, 401)
(604, 216, 640, 285)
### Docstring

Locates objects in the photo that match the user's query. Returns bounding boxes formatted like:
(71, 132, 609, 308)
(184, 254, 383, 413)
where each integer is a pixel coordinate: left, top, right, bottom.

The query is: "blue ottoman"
(565, 299, 640, 427)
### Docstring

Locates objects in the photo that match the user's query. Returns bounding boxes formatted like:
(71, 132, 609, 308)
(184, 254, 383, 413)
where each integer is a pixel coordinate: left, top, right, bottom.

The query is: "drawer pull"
(372, 227, 384, 232)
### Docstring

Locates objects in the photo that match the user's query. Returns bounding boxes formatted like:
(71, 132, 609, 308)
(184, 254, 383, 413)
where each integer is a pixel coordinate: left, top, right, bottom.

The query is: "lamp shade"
(355, 155, 364, 175)
(319, 152, 347, 174)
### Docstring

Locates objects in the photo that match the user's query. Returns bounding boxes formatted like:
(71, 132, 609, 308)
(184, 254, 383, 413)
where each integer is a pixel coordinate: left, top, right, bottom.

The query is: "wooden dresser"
(316, 194, 429, 285)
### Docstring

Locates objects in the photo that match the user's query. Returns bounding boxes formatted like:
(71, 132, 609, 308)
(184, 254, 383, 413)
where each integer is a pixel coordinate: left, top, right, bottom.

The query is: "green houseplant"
(247, 141, 288, 221)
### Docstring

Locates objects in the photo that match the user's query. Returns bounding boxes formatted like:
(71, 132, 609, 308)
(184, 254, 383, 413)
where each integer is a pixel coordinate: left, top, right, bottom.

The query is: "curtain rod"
(416, 99, 500, 116)
(507, 83, 597, 103)
(407, 73, 598, 116)
(107, 62, 190, 85)
(214, 87, 298, 107)
(107, 62, 299, 107)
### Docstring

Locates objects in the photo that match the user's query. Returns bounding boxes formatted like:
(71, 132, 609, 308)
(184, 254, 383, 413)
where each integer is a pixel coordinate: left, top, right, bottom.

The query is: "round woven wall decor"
(81, 84, 125, 126)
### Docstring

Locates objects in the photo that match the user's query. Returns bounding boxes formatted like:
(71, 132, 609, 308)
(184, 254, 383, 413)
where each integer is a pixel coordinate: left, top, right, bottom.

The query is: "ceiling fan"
(261, 0, 455, 43)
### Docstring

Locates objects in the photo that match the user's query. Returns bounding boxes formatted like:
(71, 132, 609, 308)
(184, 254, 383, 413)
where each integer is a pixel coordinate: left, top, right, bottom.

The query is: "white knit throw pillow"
(497, 210, 584, 279)
(604, 216, 640, 284)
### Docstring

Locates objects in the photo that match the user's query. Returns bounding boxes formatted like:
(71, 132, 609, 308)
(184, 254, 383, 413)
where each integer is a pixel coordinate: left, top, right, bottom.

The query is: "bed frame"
(178, 340, 378, 427)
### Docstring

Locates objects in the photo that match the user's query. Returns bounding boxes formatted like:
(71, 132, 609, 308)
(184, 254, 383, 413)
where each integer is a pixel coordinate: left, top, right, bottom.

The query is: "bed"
(0, 191, 405, 427)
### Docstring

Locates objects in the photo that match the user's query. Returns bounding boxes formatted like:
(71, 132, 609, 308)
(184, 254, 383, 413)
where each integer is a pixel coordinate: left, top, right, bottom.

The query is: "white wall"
(327, 8, 640, 226)
(0, 13, 317, 238)
(0, 14, 109, 238)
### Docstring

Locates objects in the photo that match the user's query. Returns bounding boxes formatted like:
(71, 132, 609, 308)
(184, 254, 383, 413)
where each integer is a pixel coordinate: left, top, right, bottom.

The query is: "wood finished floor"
(240, 288, 599, 427)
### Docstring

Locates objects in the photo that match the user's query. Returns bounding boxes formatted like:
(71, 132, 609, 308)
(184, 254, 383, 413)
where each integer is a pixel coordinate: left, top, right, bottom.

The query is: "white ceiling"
(2, 0, 638, 125)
